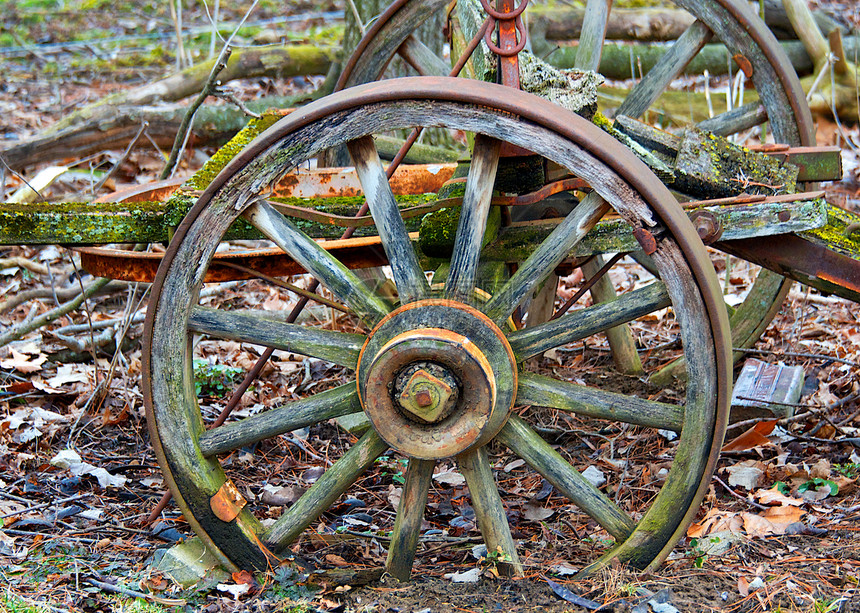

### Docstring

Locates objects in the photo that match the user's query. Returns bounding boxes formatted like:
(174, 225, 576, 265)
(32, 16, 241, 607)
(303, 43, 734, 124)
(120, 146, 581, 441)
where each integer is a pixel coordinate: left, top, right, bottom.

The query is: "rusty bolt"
(688, 210, 723, 244)
(777, 210, 791, 223)
(415, 389, 433, 408)
(396, 367, 458, 424)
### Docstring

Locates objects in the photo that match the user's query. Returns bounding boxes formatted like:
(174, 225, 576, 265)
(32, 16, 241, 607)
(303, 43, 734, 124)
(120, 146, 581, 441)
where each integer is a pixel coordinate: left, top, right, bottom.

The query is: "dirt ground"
(2, 1, 860, 612)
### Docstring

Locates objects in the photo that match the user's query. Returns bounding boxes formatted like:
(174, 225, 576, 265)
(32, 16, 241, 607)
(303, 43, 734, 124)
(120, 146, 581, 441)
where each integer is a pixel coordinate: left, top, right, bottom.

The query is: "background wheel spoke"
(445, 134, 501, 301)
(263, 430, 388, 553)
(198, 384, 363, 457)
(399, 34, 449, 76)
(497, 415, 635, 541)
(517, 372, 684, 432)
(696, 101, 768, 136)
(348, 136, 428, 304)
(189, 307, 363, 369)
(615, 19, 713, 119)
(484, 192, 610, 324)
(574, 0, 612, 72)
(457, 446, 523, 577)
(243, 200, 390, 325)
(386, 458, 435, 581)
(508, 282, 670, 361)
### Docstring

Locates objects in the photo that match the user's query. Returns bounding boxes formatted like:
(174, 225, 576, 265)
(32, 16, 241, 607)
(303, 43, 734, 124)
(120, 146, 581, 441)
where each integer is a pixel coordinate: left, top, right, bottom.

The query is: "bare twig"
(733, 347, 860, 370)
(84, 576, 186, 607)
(0, 279, 125, 313)
(713, 474, 768, 510)
(159, 44, 232, 179)
(0, 278, 112, 348)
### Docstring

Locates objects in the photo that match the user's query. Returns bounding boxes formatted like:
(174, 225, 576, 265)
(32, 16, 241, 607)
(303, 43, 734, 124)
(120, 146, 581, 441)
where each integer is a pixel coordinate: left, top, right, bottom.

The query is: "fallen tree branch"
(0, 279, 126, 313)
(0, 277, 113, 348)
(2, 44, 338, 172)
(0, 256, 52, 276)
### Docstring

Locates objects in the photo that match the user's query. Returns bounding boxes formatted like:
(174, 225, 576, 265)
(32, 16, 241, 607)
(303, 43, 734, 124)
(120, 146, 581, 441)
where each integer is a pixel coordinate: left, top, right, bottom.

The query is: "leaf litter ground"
(3, 2, 860, 612)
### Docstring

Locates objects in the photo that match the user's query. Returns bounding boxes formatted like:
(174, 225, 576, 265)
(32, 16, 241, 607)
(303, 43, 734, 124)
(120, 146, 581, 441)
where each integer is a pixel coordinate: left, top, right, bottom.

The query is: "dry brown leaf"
(325, 554, 349, 567)
(754, 489, 804, 507)
(722, 421, 777, 452)
(0, 349, 47, 373)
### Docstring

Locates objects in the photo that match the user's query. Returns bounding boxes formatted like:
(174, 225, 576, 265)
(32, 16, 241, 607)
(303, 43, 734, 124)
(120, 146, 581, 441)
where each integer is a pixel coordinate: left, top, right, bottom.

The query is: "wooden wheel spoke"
(263, 430, 388, 552)
(574, 0, 612, 72)
(386, 458, 435, 581)
(444, 134, 502, 301)
(508, 282, 670, 361)
(497, 415, 635, 541)
(615, 19, 713, 119)
(198, 384, 363, 457)
(457, 446, 523, 577)
(517, 372, 684, 432)
(243, 199, 390, 325)
(484, 192, 610, 325)
(189, 307, 363, 369)
(399, 35, 449, 76)
(347, 136, 428, 304)
(697, 101, 768, 137)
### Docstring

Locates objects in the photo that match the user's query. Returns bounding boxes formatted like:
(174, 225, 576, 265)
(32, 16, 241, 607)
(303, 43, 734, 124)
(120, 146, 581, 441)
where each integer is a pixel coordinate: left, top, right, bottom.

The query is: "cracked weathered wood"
(517, 372, 684, 432)
(263, 430, 388, 553)
(457, 446, 523, 577)
(189, 307, 363, 368)
(198, 384, 363, 457)
(386, 458, 435, 580)
(497, 414, 635, 540)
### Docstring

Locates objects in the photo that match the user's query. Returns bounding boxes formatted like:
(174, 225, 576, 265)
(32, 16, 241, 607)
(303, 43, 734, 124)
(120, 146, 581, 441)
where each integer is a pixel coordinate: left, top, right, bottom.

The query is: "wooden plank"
(244, 200, 391, 325)
(497, 415, 635, 540)
(385, 458, 435, 580)
(348, 136, 428, 303)
(445, 135, 501, 301)
(574, 0, 613, 73)
(479, 194, 829, 261)
(198, 384, 363, 457)
(457, 446, 523, 577)
(517, 371, 684, 432)
(188, 307, 363, 368)
(509, 282, 671, 361)
(615, 20, 713, 119)
(263, 430, 388, 552)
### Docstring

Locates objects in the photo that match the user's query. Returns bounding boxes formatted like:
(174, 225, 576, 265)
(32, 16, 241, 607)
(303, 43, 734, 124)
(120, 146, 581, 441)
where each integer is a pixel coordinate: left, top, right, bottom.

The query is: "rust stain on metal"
(733, 54, 753, 78)
(689, 210, 723, 244)
(633, 227, 657, 254)
(211, 480, 246, 522)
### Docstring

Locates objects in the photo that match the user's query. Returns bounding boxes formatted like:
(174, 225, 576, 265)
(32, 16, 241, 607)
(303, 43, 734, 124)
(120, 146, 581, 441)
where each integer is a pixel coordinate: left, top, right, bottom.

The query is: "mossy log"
(2, 45, 338, 172)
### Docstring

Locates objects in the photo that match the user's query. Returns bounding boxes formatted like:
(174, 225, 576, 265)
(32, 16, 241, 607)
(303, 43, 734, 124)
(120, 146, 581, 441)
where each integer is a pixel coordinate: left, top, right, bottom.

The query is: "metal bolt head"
(397, 368, 457, 423)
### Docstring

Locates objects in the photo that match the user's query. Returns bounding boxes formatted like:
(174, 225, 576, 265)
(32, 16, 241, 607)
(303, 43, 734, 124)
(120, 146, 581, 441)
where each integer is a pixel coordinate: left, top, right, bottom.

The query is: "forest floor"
(2, 1, 860, 612)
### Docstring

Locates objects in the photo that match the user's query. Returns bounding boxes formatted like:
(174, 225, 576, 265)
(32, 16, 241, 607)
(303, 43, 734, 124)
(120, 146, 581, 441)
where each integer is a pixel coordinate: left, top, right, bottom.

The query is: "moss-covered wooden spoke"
(144, 78, 730, 579)
(337, 0, 815, 368)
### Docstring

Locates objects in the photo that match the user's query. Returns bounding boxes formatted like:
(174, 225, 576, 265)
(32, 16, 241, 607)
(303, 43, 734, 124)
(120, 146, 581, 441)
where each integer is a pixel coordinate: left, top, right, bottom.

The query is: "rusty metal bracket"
(210, 480, 246, 523)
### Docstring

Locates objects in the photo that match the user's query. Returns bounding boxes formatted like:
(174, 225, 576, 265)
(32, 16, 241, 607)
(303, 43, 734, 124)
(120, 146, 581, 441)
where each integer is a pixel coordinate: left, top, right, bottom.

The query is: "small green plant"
(813, 597, 842, 613)
(374, 456, 407, 484)
(1, 591, 50, 613)
(193, 359, 242, 397)
(834, 463, 860, 477)
(798, 478, 839, 497)
(479, 545, 514, 577)
(688, 537, 721, 568)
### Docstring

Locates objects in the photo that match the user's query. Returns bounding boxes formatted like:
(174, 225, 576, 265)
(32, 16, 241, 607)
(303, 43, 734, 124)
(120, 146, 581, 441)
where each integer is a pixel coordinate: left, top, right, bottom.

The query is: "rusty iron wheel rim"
(144, 79, 731, 575)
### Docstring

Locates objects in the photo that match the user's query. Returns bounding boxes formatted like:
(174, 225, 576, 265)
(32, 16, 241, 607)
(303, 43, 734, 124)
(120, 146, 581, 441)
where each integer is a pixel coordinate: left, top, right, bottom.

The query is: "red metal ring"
(478, 0, 529, 20)
(484, 14, 527, 57)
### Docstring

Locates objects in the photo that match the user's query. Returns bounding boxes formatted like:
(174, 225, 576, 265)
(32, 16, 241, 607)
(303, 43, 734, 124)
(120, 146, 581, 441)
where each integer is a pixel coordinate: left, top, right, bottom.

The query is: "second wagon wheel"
(337, 0, 815, 370)
(144, 78, 730, 579)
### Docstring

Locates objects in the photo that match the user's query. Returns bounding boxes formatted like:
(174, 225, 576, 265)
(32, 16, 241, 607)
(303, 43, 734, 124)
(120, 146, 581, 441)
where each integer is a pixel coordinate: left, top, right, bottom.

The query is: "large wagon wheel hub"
(357, 300, 517, 458)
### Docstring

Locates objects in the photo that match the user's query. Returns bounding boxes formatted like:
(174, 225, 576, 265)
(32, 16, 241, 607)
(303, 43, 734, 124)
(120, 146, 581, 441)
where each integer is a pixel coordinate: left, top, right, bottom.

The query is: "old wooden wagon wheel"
(144, 78, 731, 579)
(337, 0, 815, 372)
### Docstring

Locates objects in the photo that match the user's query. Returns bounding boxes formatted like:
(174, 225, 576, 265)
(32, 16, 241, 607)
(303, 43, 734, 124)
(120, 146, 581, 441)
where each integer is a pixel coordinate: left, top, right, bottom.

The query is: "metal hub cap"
(357, 300, 517, 459)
